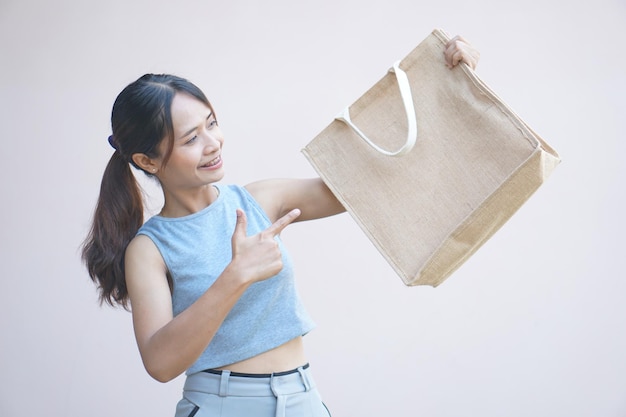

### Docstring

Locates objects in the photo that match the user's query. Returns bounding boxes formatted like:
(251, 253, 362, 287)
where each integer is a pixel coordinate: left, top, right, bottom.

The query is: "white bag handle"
(335, 61, 417, 157)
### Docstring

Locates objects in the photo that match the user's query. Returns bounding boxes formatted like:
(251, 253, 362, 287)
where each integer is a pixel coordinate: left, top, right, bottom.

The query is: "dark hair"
(82, 74, 214, 308)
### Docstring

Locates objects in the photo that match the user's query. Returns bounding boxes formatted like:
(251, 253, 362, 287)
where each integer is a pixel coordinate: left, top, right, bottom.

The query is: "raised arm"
(246, 178, 345, 223)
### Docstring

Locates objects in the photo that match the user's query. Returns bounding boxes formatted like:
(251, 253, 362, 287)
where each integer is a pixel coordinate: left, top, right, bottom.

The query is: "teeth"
(203, 156, 220, 167)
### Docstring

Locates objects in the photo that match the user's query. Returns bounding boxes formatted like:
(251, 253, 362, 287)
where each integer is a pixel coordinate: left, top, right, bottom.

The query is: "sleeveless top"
(137, 184, 315, 374)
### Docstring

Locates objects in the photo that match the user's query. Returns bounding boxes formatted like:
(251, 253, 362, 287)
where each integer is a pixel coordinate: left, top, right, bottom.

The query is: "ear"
(131, 153, 160, 174)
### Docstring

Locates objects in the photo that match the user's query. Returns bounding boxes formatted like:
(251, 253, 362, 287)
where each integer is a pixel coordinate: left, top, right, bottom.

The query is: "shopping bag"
(302, 29, 560, 287)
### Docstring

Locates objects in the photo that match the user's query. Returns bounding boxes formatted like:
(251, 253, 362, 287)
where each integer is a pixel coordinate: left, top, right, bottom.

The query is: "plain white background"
(1, 0, 625, 416)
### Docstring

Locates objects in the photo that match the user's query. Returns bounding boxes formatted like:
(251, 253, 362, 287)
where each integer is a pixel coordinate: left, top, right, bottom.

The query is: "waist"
(205, 363, 310, 379)
(211, 336, 307, 374)
(184, 364, 315, 397)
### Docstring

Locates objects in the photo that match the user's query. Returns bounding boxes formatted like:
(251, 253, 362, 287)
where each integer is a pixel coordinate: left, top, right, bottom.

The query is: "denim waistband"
(184, 363, 314, 398)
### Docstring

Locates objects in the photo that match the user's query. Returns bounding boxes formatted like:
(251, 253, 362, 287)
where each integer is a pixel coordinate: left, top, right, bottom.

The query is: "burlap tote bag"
(302, 29, 560, 287)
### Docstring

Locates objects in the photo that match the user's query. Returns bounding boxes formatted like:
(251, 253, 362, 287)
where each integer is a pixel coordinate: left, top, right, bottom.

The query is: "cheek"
(165, 152, 195, 171)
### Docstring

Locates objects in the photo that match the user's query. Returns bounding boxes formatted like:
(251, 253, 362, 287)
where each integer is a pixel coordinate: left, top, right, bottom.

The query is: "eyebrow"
(178, 112, 213, 140)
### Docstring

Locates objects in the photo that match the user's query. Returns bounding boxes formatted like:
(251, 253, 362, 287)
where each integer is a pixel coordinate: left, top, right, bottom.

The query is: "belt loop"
(270, 374, 287, 417)
(297, 366, 311, 392)
(219, 370, 230, 397)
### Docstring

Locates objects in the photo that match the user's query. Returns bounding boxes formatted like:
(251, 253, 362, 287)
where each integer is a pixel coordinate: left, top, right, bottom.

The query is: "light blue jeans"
(175, 364, 331, 417)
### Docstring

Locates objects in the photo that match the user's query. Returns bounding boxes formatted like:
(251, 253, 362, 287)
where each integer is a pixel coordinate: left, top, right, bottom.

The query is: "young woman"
(82, 36, 479, 417)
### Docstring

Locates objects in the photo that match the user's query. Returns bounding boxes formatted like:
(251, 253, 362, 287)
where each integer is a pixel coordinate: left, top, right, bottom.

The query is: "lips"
(200, 155, 222, 169)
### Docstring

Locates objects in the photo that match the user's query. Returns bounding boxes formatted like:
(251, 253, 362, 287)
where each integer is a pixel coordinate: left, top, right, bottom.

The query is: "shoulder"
(125, 234, 171, 310)
(126, 233, 158, 254)
(125, 234, 167, 276)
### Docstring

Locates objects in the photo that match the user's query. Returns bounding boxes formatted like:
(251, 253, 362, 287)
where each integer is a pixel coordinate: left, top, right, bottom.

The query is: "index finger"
(266, 208, 301, 236)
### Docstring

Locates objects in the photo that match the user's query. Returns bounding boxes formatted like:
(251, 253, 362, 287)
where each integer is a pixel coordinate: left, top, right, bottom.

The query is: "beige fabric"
(302, 29, 560, 287)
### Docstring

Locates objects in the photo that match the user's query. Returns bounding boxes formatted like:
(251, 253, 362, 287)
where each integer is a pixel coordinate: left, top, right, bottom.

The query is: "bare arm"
(125, 208, 301, 382)
(246, 178, 345, 223)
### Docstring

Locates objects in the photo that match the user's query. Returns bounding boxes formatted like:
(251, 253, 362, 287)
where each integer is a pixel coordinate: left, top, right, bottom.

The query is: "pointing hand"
(229, 208, 301, 284)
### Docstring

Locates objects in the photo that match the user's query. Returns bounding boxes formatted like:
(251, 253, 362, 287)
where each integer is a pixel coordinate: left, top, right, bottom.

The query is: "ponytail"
(82, 151, 144, 309)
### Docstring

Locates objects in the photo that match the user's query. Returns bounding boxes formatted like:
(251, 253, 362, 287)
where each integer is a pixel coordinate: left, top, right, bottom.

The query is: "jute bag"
(302, 29, 560, 287)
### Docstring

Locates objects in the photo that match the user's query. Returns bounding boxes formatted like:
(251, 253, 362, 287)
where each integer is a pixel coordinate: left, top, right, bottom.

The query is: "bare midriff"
(213, 336, 307, 374)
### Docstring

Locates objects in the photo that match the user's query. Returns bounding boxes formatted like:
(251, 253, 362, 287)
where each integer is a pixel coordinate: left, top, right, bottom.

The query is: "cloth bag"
(302, 29, 560, 287)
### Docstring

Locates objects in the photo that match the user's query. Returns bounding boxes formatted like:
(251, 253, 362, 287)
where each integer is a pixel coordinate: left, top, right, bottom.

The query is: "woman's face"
(155, 92, 225, 191)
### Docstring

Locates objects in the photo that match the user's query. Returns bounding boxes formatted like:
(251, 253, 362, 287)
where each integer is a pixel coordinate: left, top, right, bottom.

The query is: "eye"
(208, 118, 218, 129)
(185, 135, 198, 145)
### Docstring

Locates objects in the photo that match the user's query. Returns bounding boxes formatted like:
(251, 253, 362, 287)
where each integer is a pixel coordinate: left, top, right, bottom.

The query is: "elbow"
(144, 361, 182, 383)
(138, 341, 189, 382)
(147, 368, 179, 383)
(149, 371, 175, 383)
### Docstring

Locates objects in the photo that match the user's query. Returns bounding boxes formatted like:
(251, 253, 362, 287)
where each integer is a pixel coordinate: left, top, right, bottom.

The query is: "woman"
(82, 36, 479, 417)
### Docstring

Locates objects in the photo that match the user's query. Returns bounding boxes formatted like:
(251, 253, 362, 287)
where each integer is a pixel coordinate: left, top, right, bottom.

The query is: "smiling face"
(152, 92, 225, 192)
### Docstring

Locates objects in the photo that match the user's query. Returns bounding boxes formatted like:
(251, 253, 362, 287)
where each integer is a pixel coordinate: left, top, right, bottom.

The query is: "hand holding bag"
(302, 29, 560, 287)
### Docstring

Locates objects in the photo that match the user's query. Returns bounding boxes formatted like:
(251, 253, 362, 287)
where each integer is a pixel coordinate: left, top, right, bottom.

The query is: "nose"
(201, 130, 222, 153)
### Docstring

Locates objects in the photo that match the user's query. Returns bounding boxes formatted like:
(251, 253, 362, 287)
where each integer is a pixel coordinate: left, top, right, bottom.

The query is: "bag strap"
(335, 61, 417, 157)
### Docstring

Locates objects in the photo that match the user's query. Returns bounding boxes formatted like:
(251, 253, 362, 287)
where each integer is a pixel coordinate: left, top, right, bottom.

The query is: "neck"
(159, 184, 220, 218)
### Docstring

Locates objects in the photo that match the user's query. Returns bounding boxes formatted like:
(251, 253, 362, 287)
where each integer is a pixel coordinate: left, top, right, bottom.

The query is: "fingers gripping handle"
(335, 61, 417, 157)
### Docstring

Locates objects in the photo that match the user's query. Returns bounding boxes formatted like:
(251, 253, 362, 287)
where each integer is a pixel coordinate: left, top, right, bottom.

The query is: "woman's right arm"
(125, 234, 247, 382)
(124, 208, 300, 382)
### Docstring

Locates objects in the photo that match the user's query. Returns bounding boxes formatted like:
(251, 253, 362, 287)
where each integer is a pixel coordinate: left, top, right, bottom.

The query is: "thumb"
(232, 209, 248, 243)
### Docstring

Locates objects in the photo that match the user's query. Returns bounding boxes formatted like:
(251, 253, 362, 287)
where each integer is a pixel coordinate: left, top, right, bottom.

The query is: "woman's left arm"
(246, 178, 345, 222)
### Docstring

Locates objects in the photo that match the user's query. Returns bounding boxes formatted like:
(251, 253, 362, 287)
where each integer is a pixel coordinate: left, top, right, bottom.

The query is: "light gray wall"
(1, 0, 624, 416)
